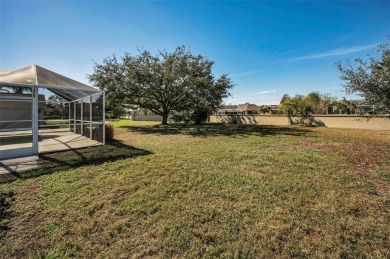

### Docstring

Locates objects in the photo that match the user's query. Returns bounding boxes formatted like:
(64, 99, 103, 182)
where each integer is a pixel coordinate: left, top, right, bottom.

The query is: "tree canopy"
(279, 92, 334, 115)
(47, 95, 68, 119)
(258, 105, 272, 114)
(88, 46, 234, 124)
(336, 38, 390, 111)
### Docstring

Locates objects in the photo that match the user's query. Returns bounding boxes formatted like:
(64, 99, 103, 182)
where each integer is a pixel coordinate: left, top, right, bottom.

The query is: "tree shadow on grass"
(0, 140, 152, 182)
(290, 115, 326, 127)
(0, 189, 13, 238)
(0, 141, 151, 239)
(124, 123, 314, 138)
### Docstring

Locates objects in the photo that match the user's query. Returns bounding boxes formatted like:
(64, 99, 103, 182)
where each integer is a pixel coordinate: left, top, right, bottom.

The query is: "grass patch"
(108, 119, 160, 128)
(0, 135, 33, 145)
(377, 170, 390, 183)
(0, 189, 13, 238)
(0, 134, 66, 146)
(0, 122, 389, 257)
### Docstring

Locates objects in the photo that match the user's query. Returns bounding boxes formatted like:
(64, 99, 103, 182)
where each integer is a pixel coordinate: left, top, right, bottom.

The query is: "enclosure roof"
(0, 65, 100, 101)
(0, 71, 10, 76)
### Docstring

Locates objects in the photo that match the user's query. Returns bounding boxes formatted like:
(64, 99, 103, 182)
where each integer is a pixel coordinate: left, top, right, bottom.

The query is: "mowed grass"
(1, 121, 389, 258)
(108, 119, 161, 128)
(0, 134, 64, 146)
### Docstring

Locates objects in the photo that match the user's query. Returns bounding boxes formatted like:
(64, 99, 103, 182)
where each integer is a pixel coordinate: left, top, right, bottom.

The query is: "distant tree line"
(278, 92, 387, 116)
(46, 95, 68, 119)
(279, 37, 390, 117)
(279, 92, 331, 116)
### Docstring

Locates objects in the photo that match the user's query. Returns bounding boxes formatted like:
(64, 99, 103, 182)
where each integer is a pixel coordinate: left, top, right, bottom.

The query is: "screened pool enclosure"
(0, 65, 105, 159)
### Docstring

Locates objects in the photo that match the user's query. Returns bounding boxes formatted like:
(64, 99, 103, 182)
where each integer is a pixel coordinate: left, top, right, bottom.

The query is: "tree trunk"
(195, 117, 202, 125)
(162, 113, 168, 125)
(287, 111, 293, 125)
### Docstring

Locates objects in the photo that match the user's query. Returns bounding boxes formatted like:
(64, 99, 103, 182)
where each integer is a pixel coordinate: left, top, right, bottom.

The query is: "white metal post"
(81, 98, 83, 136)
(103, 91, 105, 145)
(74, 101, 76, 133)
(68, 101, 71, 132)
(90, 96, 92, 139)
(32, 87, 39, 155)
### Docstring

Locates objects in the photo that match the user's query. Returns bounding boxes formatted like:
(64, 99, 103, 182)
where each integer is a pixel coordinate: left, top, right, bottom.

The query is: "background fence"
(209, 115, 390, 130)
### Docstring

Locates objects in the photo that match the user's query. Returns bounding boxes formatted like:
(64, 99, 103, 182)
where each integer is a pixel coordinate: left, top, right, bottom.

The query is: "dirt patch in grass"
(312, 127, 390, 146)
(302, 141, 390, 197)
(0, 180, 50, 257)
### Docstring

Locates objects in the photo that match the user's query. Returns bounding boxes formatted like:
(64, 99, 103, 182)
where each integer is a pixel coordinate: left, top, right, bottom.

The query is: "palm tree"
(331, 98, 352, 114)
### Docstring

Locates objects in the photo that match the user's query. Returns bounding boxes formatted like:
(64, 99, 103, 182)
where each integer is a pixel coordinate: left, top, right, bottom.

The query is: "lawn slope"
(1, 122, 389, 258)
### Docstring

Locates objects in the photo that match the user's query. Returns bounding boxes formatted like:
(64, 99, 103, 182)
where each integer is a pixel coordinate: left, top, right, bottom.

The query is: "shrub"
(172, 113, 192, 124)
(191, 107, 210, 124)
(172, 107, 210, 125)
(105, 123, 115, 141)
(105, 113, 114, 120)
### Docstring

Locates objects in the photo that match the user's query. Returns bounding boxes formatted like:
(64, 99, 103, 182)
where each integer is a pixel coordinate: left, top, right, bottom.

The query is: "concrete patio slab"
(0, 155, 39, 175)
(0, 129, 101, 159)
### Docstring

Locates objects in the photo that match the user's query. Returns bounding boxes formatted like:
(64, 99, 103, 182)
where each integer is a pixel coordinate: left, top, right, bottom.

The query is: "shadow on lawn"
(1, 140, 152, 182)
(125, 123, 314, 138)
(0, 189, 13, 238)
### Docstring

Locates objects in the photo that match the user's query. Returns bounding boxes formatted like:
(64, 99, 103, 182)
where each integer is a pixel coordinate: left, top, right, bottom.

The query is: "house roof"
(268, 104, 280, 110)
(237, 103, 259, 111)
(221, 105, 238, 110)
(0, 65, 100, 101)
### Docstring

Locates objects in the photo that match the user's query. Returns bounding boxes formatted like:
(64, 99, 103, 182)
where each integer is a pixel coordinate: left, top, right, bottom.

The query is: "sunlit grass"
(108, 119, 161, 128)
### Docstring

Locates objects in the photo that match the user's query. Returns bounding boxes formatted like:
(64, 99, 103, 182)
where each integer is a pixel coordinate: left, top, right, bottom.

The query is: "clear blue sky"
(1, 1, 389, 105)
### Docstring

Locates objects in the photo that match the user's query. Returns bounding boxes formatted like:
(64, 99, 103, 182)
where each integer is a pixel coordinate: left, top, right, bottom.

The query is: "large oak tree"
(88, 46, 233, 124)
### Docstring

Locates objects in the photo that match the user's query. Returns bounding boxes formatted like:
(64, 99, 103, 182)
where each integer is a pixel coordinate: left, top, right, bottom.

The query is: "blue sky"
(1, 1, 389, 105)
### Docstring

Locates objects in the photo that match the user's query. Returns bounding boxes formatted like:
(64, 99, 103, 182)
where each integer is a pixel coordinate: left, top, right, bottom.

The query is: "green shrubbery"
(172, 107, 210, 124)
(105, 123, 115, 141)
(172, 113, 192, 124)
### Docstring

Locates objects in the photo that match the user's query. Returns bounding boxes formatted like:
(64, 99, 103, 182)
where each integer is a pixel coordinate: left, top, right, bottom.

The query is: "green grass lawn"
(108, 119, 161, 128)
(0, 134, 63, 146)
(1, 121, 389, 258)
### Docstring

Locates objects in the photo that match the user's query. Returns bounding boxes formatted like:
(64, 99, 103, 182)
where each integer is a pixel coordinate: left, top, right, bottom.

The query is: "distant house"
(216, 103, 259, 115)
(222, 105, 238, 110)
(268, 104, 280, 114)
(237, 103, 259, 115)
(216, 105, 239, 115)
